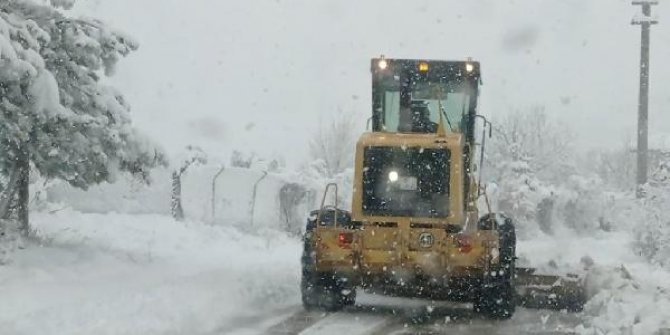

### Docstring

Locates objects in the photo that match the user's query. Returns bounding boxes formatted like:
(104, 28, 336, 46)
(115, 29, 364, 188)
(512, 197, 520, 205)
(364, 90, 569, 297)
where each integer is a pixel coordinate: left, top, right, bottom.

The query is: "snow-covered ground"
(519, 230, 670, 334)
(2, 210, 669, 334)
(0, 210, 300, 335)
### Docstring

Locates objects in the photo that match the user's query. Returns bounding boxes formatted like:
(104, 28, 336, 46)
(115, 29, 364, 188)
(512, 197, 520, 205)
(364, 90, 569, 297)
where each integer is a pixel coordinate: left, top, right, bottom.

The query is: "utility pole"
(632, 0, 658, 197)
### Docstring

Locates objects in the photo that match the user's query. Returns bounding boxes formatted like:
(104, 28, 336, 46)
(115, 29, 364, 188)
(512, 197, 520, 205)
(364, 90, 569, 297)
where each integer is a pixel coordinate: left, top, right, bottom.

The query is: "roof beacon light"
(378, 58, 388, 70)
(419, 62, 429, 72)
(465, 62, 474, 73)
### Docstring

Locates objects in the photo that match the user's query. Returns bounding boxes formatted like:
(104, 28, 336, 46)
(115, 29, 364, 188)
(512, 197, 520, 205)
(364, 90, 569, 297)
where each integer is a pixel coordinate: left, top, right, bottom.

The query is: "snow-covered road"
(259, 296, 581, 335)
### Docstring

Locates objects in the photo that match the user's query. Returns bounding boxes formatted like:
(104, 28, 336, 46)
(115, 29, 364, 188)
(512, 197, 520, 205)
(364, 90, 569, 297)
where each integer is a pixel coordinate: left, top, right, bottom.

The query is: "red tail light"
(455, 234, 473, 253)
(338, 232, 354, 249)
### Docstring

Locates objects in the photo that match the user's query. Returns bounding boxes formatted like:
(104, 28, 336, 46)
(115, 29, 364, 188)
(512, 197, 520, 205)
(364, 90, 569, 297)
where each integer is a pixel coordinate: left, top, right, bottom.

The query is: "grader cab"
(300, 57, 585, 318)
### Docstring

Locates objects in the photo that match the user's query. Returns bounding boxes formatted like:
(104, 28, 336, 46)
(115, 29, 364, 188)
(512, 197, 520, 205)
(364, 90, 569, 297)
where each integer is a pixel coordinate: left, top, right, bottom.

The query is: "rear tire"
(300, 212, 356, 311)
(301, 273, 319, 310)
(475, 214, 517, 319)
(474, 281, 516, 319)
(301, 272, 355, 311)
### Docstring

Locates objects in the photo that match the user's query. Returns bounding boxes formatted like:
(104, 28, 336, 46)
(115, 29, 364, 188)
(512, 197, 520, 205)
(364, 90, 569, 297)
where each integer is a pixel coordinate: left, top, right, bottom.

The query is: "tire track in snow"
(263, 305, 397, 335)
(258, 291, 583, 335)
(262, 303, 581, 335)
(366, 306, 581, 335)
(208, 307, 297, 334)
(298, 311, 394, 335)
(265, 309, 331, 334)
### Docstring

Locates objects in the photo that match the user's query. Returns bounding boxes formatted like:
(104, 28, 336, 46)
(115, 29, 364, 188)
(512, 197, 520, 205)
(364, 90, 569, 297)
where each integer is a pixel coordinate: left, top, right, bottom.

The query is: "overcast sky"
(73, 0, 670, 165)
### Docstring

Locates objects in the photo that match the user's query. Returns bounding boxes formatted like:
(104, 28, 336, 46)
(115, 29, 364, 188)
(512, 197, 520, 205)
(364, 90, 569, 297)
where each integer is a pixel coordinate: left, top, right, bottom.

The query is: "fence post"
(211, 166, 226, 223)
(249, 171, 268, 227)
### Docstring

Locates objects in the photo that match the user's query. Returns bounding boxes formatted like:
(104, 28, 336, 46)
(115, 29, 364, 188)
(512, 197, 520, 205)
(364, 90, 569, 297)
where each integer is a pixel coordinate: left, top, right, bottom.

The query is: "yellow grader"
(300, 57, 585, 319)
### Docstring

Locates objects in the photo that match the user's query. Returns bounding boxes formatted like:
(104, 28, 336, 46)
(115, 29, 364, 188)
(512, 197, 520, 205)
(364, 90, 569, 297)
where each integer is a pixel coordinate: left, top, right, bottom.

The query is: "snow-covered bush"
(628, 162, 670, 267)
(488, 158, 548, 237)
(556, 175, 609, 233)
(486, 107, 572, 236)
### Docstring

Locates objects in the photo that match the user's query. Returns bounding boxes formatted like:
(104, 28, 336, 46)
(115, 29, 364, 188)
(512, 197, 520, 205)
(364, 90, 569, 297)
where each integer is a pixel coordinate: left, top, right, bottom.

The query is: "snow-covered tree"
(485, 108, 564, 234)
(0, 0, 166, 234)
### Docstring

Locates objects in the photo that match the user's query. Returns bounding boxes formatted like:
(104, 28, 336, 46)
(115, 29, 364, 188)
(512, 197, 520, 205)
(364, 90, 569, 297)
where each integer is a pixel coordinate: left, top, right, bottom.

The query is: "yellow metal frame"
(312, 130, 500, 282)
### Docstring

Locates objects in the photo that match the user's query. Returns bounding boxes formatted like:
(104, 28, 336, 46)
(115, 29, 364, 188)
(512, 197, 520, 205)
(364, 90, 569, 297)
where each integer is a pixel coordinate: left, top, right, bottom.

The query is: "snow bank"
(565, 189, 670, 334)
(0, 210, 301, 335)
(577, 265, 670, 334)
(516, 228, 670, 334)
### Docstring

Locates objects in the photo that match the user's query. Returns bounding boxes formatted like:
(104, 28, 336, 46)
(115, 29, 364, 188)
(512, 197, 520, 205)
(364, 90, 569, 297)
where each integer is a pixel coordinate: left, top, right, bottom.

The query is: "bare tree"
(308, 110, 359, 178)
(489, 106, 575, 183)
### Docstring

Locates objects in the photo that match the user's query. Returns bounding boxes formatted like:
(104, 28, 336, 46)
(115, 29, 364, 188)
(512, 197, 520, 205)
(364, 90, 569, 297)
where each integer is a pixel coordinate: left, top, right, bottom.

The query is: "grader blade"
(515, 267, 586, 312)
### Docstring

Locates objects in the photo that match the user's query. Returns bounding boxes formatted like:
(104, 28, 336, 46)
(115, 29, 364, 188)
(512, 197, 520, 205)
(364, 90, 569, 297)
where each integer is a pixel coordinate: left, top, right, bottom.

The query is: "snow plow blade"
(514, 267, 586, 312)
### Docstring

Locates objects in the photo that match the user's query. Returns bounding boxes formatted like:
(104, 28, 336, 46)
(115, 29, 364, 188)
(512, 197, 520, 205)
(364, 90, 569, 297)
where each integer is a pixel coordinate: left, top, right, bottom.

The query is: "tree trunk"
(0, 165, 20, 220)
(17, 143, 29, 236)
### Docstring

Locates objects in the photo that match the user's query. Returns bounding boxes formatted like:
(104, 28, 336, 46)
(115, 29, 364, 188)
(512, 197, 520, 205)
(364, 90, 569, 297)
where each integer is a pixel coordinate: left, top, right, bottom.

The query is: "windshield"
(371, 60, 479, 137)
(382, 81, 471, 133)
(362, 146, 450, 218)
